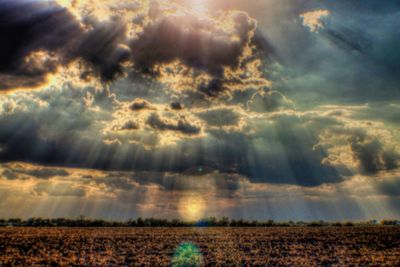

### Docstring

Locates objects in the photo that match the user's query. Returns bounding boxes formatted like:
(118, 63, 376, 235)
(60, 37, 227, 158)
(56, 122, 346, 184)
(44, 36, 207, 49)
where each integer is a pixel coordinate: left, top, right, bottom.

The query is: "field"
(0, 227, 399, 266)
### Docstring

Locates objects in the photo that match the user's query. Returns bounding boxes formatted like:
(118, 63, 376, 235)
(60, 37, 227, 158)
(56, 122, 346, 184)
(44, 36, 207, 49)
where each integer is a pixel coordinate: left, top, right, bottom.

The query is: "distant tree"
(265, 220, 275, 227)
(8, 218, 22, 226)
(170, 219, 181, 227)
(0, 217, 398, 228)
(127, 219, 137, 227)
(137, 217, 144, 227)
(308, 221, 324, 227)
(380, 220, 399, 226)
(219, 217, 230, 227)
(197, 217, 217, 227)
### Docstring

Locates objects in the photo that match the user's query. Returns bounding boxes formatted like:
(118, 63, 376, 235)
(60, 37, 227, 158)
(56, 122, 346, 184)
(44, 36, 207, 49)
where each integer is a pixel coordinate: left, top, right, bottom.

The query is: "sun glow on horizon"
(178, 194, 206, 221)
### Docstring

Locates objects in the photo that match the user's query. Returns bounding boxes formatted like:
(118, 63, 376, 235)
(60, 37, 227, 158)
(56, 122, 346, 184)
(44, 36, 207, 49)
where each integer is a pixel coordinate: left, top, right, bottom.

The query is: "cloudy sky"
(0, 0, 399, 221)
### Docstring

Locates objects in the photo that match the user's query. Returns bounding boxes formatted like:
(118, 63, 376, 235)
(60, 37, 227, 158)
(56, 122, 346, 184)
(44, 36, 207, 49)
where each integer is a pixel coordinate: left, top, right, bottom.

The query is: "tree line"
(0, 217, 399, 227)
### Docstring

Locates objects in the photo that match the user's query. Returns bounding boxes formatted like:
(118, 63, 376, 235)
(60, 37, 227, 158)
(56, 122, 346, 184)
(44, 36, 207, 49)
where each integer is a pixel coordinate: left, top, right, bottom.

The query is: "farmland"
(0, 227, 399, 266)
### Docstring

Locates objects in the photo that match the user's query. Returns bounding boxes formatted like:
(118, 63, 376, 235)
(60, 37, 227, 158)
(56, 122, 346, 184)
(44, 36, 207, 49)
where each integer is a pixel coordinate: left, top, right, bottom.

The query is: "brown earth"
(0, 227, 399, 266)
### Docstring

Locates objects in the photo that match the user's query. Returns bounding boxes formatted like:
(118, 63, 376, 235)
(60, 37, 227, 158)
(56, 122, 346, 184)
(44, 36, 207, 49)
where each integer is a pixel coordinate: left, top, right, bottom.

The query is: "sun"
(178, 194, 206, 221)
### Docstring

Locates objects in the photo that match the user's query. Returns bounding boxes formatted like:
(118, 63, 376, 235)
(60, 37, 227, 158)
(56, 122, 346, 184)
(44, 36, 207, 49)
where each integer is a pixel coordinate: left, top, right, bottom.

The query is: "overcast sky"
(0, 0, 399, 221)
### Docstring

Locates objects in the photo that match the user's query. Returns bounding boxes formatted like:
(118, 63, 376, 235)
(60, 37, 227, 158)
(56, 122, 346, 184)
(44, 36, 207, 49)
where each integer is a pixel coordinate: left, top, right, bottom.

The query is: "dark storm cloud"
(0, 0, 275, 96)
(146, 113, 201, 135)
(348, 131, 400, 175)
(130, 9, 257, 77)
(34, 181, 86, 197)
(0, 85, 115, 166)
(73, 18, 130, 81)
(129, 98, 153, 111)
(1, 166, 69, 180)
(0, 0, 81, 89)
(0, 101, 150, 171)
(159, 174, 243, 193)
(119, 120, 140, 131)
(0, 80, 354, 187)
(119, 171, 244, 194)
(225, 114, 346, 186)
(0, 117, 53, 163)
(170, 102, 184, 110)
(0, 1, 131, 90)
(89, 173, 136, 191)
(27, 168, 69, 179)
(1, 169, 17, 180)
(198, 79, 224, 97)
(0, 102, 345, 187)
(196, 108, 240, 127)
(128, 6, 275, 96)
(375, 176, 400, 197)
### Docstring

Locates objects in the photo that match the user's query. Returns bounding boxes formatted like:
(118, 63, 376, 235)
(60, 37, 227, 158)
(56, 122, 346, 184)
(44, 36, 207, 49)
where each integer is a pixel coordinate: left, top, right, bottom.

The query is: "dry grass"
(0, 227, 399, 266)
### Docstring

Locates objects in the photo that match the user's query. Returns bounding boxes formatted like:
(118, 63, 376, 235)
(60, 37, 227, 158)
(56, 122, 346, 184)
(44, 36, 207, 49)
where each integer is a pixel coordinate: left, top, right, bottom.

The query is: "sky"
(0, 0, 399, 221)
